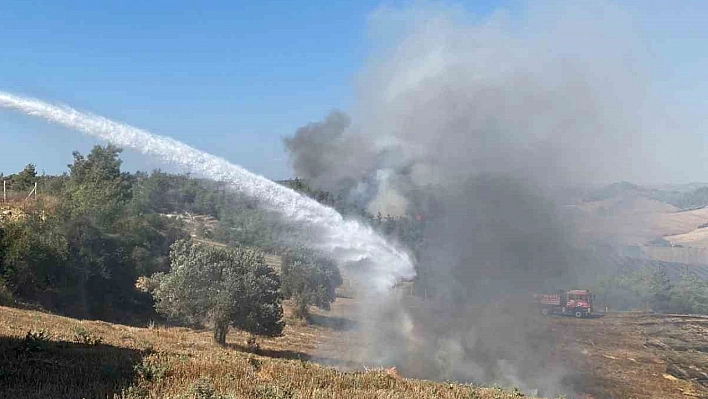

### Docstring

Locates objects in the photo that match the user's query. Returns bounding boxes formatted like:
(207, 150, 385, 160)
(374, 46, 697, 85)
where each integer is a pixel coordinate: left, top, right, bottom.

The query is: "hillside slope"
(3, 293, 708, 399)
(0, 303, 537, 399)
(573, 194, 708, 245)
(572, 192, 708, 266)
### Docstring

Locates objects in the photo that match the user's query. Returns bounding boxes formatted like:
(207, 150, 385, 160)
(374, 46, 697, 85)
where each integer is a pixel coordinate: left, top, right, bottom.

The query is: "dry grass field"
(0, 301, 538, 399)
(2, 279, 708, 399)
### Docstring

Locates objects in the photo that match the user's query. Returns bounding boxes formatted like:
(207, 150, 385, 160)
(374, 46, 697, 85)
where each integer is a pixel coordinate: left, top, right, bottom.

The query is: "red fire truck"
(534, 289, 594, 318)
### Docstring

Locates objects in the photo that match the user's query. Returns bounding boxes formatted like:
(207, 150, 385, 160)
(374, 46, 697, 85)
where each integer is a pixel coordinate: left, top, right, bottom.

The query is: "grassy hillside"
(0, 303, 536, 399)
(4, 299, 708, 399)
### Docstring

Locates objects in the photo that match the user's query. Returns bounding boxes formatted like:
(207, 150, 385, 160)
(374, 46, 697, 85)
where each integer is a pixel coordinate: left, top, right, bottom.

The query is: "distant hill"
(583, 181, 708, 210)
(572, 182, 708, 267)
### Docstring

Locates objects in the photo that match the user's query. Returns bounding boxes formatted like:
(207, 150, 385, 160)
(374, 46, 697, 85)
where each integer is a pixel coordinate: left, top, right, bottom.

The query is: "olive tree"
(281, 247, 342, 319)
(143, 240, 284, 345)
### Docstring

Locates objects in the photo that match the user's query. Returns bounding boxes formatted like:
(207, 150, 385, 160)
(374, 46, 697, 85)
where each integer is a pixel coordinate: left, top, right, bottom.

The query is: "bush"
(255, 384, 294, 399)
(71, 325, 103, 346)
(0, 217, 69, 308)
(134, 359, 169, 382)
(22, 329, 50, 352)
(0, 280, 14, 306)
(188, 377, 230, 399)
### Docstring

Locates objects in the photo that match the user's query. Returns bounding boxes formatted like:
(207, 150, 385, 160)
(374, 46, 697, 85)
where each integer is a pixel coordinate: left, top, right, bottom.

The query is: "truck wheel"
(575, 311, 583, 318)
(541, 308, 549, 316)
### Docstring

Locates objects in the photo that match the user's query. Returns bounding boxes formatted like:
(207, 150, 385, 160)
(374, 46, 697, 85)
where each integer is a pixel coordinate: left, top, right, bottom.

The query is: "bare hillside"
(572, 193, 708, 265)
(574, 194, 708, 245)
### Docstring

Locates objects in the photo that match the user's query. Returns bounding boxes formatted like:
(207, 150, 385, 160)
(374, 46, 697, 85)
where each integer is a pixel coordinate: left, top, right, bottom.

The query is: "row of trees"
(0, 146, 344, 336)
(1, 146, 188, 321)
(593, 265, 708, 314)
(1, 163, 39, 193)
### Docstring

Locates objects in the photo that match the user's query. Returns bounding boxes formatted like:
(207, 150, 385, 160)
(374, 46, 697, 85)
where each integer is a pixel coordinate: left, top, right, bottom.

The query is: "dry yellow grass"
(665, 228, 708, 248)
(0, 303, 539, 399)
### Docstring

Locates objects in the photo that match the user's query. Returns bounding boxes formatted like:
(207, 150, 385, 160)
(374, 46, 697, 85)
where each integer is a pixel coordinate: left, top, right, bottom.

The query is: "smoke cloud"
(286, 0, 655, 396)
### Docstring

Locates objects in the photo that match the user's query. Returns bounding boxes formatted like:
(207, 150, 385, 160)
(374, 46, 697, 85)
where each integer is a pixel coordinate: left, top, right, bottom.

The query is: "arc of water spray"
(0, 91, 415, 292)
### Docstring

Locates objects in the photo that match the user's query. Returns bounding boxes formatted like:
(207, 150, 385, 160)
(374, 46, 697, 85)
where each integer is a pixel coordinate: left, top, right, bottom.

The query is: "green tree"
(116, 213, 189, 277)
(13, 163, 37, 192)
(647, 266, 674, 312)
(65, 145, 130, 227)
(281, 248, 342, 319)
(145, 240, 284, 345)
(0, 216, 69, 306)
(130, 170, 174, 214)
(212, 208, 277, 251)
(615, 265, 674, 311)
(601, 265, 708, 314)
(670, 271, 708, 314)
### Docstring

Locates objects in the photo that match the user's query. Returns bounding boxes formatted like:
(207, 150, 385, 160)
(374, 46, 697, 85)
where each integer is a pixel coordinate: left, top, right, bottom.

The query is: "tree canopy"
(13, 163, 37, 192)
(281, 247, 342, 318)
(145, 240, 284, 345)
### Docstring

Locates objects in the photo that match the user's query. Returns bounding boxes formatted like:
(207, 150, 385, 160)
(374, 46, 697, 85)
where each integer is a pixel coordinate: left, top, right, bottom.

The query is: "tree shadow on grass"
(307, 314, 358, 332)
(227, 342, 314, 361)
(0, 334, 144, 399)
(226, 342, 353, 368)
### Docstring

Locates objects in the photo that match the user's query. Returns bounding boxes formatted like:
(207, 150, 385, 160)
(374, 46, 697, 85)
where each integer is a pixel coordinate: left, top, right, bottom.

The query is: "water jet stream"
(0, 91, 415, 292)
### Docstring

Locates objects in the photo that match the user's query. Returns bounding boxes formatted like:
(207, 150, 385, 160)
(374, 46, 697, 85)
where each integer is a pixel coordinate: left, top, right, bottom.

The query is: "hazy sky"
(0, 0, 706, 183)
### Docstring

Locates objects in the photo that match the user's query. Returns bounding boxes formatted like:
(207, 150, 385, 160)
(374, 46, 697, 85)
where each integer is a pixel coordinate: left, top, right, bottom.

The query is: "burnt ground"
(553, 313, 708, 399)
(313, 298, 708, 399)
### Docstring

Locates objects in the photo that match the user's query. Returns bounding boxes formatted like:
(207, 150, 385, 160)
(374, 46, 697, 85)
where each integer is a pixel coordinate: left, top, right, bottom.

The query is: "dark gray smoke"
(284, 111, 362, 190)
(285, 1, 651, 396)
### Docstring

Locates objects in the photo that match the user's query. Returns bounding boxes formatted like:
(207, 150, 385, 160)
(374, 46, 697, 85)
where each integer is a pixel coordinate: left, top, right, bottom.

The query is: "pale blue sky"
(0, 0, 706, 182)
